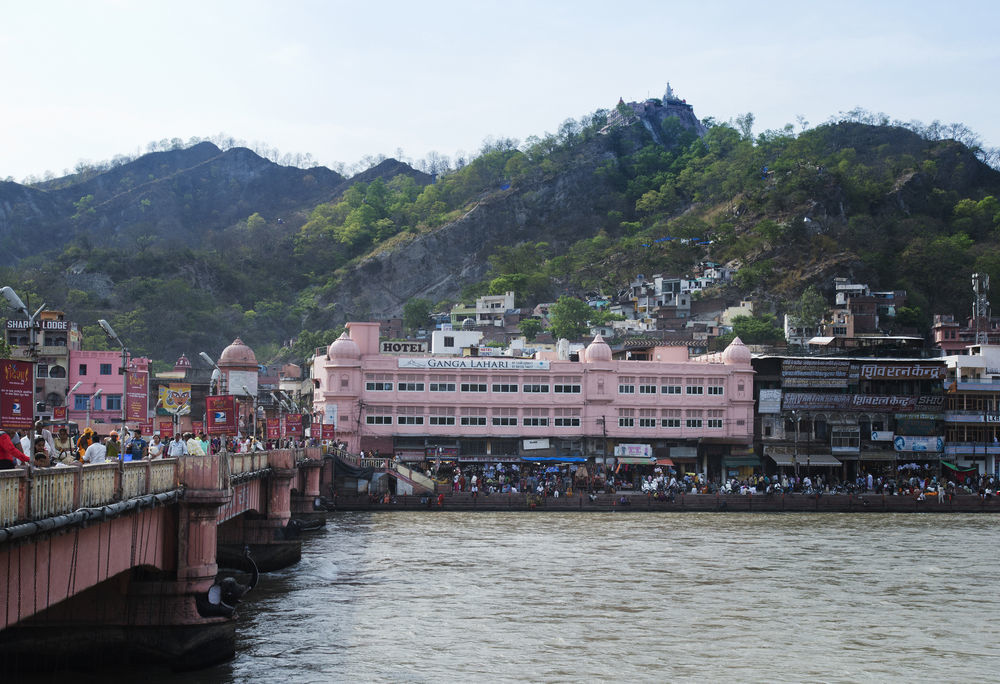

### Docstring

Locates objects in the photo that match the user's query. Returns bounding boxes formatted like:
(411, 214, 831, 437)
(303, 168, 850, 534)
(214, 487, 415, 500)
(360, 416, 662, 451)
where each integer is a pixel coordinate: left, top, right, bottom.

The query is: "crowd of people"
(0, 422, 321, 471)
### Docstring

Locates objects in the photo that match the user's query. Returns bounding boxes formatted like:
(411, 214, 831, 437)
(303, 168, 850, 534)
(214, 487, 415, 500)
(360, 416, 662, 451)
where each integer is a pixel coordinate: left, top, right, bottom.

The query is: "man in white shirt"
(83, 434, 107, 464)
(167, 434, 187, 457)
(185, 433, 206, 456)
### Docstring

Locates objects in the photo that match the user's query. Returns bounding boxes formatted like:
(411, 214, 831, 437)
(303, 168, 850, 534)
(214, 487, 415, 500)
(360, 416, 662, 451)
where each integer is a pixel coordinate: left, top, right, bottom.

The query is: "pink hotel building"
(313, 322, 755, 477)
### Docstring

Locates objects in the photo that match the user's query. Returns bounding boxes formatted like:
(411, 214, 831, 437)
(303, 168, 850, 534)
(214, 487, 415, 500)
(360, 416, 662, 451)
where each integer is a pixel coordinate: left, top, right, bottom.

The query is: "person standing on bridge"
(185, 433, 206, 456)
(167, 433, 187, 457)
(83, 434, 107, 464)
(0, 428, 30, 469)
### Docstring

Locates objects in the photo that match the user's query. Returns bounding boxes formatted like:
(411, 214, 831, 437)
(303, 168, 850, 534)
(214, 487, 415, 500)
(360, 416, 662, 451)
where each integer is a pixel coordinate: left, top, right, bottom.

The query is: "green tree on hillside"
(403, 298, 432, 332)
(548, 296, 592, 340)
(518, 318, 543, 342)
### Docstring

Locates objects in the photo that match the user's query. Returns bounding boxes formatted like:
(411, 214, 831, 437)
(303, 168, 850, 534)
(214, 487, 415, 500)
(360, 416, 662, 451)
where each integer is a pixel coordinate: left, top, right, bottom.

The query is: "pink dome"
(584, 333, 612, 363)
(722, 336, 751, 365)
(218, 337, 258, 367)
(173, 354, 191, 371)
(328, 332, 360, 360)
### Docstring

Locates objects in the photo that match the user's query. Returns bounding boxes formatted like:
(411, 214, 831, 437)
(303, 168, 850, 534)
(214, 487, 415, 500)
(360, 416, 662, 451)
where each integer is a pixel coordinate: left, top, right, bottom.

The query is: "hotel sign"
(5, 319, 69, 331)
(398, 357, 549, 370)
(381, 340, 427, 354)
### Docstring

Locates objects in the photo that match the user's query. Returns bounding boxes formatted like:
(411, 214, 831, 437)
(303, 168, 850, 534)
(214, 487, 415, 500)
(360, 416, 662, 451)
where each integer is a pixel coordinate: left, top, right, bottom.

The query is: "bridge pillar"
(218, 449, 301, 572)
(291, 456, 324, 517)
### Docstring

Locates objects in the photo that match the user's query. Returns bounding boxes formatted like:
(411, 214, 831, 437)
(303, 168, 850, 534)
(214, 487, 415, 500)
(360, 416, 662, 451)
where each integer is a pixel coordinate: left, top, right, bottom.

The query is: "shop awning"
(655, 458, 674, 467)
(768, 452, 842, 467)
(942, 460, 978, 473)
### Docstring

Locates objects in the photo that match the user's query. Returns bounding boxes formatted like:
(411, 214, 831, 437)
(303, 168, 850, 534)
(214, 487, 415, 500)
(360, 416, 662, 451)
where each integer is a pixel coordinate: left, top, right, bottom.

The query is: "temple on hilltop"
(603, 81, 707, 138)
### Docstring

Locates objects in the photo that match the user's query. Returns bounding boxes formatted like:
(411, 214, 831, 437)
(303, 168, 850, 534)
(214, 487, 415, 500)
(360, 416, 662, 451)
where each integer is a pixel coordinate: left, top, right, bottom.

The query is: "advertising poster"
(126, 371, 148, 422)
(205, 395, 237, 435)
(266, 418, 281, 440)
(159, 384, 192, 415)
(0, 359, 34, 429)
(52, 406, 67, 422)
(159, 420, 174, 437)
(321, 423, 335, 440)
(192, 420, 204, 434)
(285, 413, 303, 436)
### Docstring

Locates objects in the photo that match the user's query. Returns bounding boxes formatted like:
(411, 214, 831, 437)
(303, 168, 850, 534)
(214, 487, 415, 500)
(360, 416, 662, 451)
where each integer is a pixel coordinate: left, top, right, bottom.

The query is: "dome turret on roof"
(722, 336, 751, 365)
(218, 337, 258, 367)
(173, 354, 191, 371)
(584, 333, 612, 363)
(328, 331, 360, 360)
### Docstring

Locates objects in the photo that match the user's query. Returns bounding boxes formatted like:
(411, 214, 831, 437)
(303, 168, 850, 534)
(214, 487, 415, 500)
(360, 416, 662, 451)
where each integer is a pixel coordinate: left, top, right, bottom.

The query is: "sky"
(2, 0, 998, 180)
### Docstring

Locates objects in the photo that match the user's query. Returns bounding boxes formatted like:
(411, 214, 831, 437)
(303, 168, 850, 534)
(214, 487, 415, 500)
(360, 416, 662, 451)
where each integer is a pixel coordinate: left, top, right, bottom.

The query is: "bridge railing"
(228, 451, 270, 478)
(0, 459, 182, 527)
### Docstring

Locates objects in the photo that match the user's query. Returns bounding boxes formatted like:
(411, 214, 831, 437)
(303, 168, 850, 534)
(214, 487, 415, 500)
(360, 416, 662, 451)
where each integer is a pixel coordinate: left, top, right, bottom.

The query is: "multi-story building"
(931, 314, 1000, 354)
(312, 321, 755, 479)
(67, 350, 151, 429)
(4, 310, 81, 421)
(753, 355, 946, 479)
(940, 344, 1000, 475)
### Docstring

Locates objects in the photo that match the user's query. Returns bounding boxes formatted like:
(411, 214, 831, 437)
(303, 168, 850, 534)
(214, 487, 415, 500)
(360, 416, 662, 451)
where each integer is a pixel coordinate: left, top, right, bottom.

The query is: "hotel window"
(553, 375, 581, 394)
(661, 377, 681, 395)
(397, 376, 425, 392)
(36, 363, 49, 378)
(638, 376, 657, 394)
(686, 378, 704, 395)
(707, 409, 724, 429)
(522, 407, 549, 427)
(707, 378, 725, 396)
(461, 375, 487, 392)
(365, 405, 393, 425)
(106, 395, 122, 411)
(340, 374, 350, 389)
(554, 408, 580, 427)
(461, 407, 487, 426)
(686, 410, 703, 428)
(832, 427, 860, 449)
(365, 373, 393, 391)
(618, 408, 635, 428)
(397, 406, 425, 425)
(429, 374, 456, 392)
(100, 363, 113, 376)
(492, 375, 518, 393)
(618, 376, 635, 394)
(661, 409, 681, 428)
(638, 408, 657, 428)
(429, 407, 456, 426)
(523, 375, 549, 393)
(74, 395, 89, 411)
(492, 407, 518, 426)
(79, 363, 88, 376)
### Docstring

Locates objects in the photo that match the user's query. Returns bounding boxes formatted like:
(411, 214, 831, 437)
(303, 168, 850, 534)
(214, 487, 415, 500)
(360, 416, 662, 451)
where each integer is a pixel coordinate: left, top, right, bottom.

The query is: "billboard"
(126, 371, 148, 422)
(0, 359, 34, 429)
(758, 389, 782, 414)
(781, 359, 851, 388)
(205, 395, 237, 435)
(783, 393, 944, 413)
(893, 435, 943, 452)
(321, 423, 335, 440)
(52, 406, 67, 422)
(159, 384, 192, 415)
(285, 413, 303, 436)
(227, 369, 258, 398)
(266, 418, 281, 440)
(158, 420, 174, 438)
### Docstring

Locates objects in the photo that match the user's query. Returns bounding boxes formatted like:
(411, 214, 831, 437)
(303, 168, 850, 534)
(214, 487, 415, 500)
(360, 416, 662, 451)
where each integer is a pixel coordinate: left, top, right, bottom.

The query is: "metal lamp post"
(86, 388, 102, 430)
(97, 319, 128, 426)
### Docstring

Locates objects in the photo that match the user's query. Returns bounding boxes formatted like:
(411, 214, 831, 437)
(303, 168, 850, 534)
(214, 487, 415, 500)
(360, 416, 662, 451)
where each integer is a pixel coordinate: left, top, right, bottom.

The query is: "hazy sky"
(3, 0, 997, 180)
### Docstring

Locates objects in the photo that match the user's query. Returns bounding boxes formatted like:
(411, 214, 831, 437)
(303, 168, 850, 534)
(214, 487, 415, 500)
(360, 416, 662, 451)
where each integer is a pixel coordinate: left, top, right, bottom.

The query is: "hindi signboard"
(285, 413, 303, 436)
(125, 371, 148, 422)
(321, 423, 335, 440)
(158, 420, 174, 438)
(758, 389, 782, 414)
(0, 359, 34, 429)
(266, 418, 281, 440)
(783, 393, 944, 413)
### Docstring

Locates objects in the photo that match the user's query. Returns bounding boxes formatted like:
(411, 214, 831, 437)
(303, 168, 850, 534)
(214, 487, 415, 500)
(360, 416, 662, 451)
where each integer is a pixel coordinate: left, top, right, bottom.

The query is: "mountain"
(1, 98, 998, 367)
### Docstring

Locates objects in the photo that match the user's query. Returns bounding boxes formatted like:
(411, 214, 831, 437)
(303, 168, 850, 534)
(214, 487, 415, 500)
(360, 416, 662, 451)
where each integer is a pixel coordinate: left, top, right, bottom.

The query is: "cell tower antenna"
(973, 272, 991, 345)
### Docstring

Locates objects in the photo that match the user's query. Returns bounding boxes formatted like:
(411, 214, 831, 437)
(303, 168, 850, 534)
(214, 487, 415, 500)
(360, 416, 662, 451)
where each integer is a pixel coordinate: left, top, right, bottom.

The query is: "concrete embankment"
(329, 492, 1000, 514)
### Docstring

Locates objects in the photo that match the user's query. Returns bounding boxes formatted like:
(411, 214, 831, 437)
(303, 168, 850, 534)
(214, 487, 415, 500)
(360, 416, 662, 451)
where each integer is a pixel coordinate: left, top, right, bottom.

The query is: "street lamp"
(791, 410, 802, 479)
(97, 319, 128, 425)
(199, 352, 222, 394)
(86, 388, 102, 430)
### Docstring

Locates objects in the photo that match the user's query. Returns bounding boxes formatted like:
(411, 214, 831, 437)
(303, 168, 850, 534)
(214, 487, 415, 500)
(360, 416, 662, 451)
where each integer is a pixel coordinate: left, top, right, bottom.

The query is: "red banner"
(139, 420, 153, 434)
(52, 406, 67, 421)
(158, 420, 174, 438)
(192, 420, 204, 435)
(125, 371, 148, 422)
(266, 418, 280, 440)
(321, 423, 335, 440)
(0, 359, 34, 430)
(285, 413, 303, 436)
(205, 395, 236, 435)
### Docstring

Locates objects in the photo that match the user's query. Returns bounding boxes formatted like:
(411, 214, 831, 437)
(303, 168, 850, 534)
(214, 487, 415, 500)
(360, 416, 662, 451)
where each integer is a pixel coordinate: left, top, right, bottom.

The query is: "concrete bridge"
(0, 448, 326, 671)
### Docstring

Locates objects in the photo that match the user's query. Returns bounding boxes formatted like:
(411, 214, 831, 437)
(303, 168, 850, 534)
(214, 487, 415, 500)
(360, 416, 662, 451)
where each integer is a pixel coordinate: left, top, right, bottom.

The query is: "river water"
(178, 512, 996, 683)
(56, 512, 998, 683)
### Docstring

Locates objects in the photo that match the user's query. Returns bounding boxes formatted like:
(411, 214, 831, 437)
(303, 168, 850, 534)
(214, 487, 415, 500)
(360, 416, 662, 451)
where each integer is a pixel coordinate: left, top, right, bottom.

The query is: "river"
(77, 512, 1000, 682)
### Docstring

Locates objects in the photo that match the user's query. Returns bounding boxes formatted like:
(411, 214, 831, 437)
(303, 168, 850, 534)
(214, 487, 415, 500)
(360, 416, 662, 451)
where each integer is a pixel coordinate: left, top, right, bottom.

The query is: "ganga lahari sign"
(398, 357, 550, 370)
(0, 359, 33, 429)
